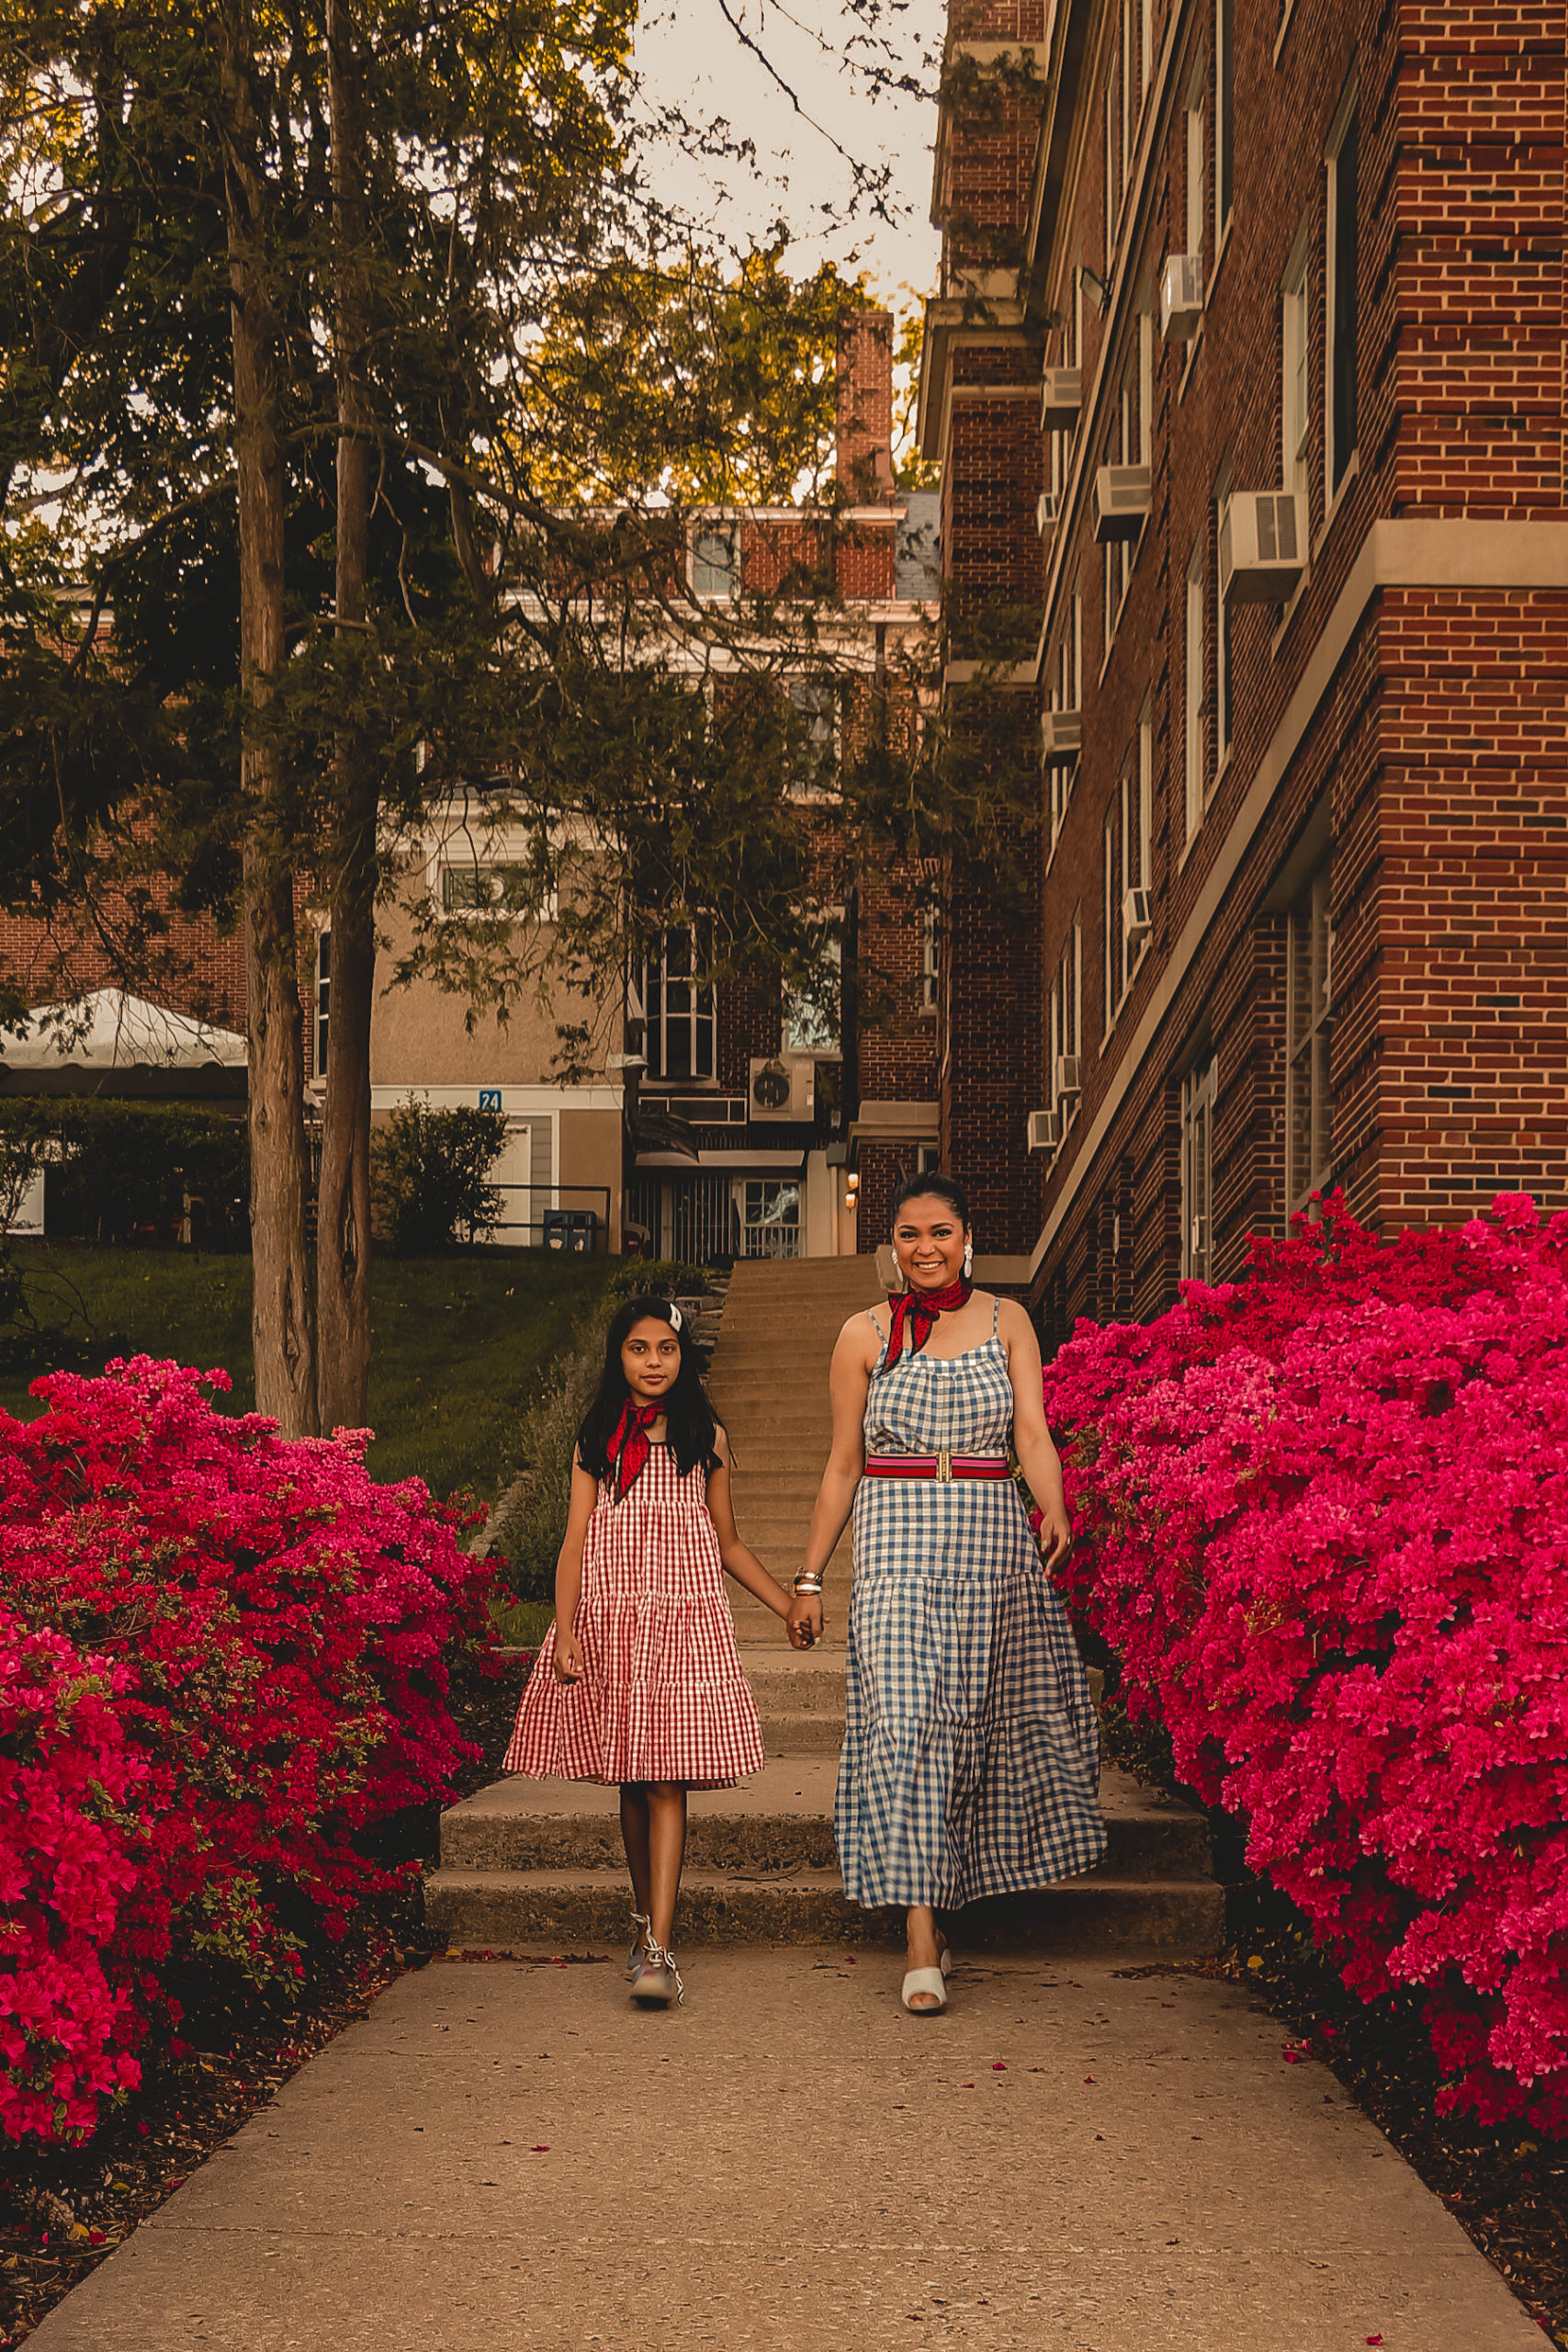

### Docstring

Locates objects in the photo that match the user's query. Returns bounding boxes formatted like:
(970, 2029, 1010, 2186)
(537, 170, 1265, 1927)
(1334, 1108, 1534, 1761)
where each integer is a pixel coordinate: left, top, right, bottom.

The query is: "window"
(439, 860, 547, 916)
(1104, 52, 1122, 256)
(1215, 0, 1235, 244)
(1180, 1055, 1219, 1279)
(1326, 87, 1359, 496)
(1104, 706, 1152, 1021)
(787, 678, 840, 800)
(1103, 336, 1149, 644)
(740, 1178, 801, 1260)
(314, 930, 330, 1080)
(1185, 76, 1206, 262)
(1214, 465, 1233, 771)
(920, 909, 941, 1013)
(1103, 711, 1154, 1027)
(634, 930, 716, 1082)
(1048, 913, 1082, 1115)
(783, 934, 841, 1057)
(1048, 588, 1084, 843)
(692, 526, 738, 599)
(1282, 236, 1310, 494)
(1285, 863, 1335, 1214)
(1184, 537, 1206, 840)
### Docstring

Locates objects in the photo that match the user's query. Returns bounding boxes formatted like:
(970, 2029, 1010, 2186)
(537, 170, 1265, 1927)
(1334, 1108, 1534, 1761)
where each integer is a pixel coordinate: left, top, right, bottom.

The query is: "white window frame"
(1104, 51, 1122, 258)
(1185, 74, 1206, 265)
(1285, 863, 1335, 1214)
(1282, 231, 1311, 495)
(1049, 912, 1083, 1121)
(786, 677, 841, 803)
(920, 909, 940, 1014)
(1184, 537, 1206, 842)
(1180, 1055, 1219, 1280)
(313, 927, 330, 1082)
(692, 524, 739, 600)
(783, 926, 842, 1058)
(1102, 708, 1153, 1035)
(1048, 588, 1084, 846)
(632, 928, 717, 1085)
(1325, 80, 1360, 501)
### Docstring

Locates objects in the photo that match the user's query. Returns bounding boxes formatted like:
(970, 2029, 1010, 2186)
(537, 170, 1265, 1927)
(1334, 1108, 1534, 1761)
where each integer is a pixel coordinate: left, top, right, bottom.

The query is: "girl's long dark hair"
(576, 1295, 722, 1482)
(890, 1169, 970, 1227)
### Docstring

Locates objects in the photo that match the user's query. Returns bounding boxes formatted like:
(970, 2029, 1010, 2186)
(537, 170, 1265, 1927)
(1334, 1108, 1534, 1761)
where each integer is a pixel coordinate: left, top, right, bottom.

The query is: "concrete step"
(439, 1762, 1207, 1881)
(424, 1865, 1224, 1956)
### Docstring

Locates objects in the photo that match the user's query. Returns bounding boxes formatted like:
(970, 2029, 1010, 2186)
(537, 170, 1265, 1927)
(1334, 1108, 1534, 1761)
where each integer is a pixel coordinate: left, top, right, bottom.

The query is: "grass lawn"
(0, 1242, 618, 1498)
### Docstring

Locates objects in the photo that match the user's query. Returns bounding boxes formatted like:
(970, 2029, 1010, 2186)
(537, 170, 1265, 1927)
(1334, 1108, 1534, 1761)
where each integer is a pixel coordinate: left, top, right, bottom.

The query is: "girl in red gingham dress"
(505, 1294, 795, 2007)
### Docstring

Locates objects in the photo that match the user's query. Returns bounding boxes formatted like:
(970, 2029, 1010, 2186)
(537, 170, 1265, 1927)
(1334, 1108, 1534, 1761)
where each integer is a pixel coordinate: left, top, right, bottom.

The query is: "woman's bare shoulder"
(837, 1305, 886, 1356)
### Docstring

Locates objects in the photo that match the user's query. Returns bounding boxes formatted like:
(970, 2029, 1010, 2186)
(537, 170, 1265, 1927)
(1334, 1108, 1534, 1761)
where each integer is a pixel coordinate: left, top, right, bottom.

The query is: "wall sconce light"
(1078, 265, 1111, 316)
(846, 1170, 860, 1193)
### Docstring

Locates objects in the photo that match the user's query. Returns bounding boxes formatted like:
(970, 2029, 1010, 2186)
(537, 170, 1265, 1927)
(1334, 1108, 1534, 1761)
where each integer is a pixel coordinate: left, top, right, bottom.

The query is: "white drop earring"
(963, 1237, 974, 1279)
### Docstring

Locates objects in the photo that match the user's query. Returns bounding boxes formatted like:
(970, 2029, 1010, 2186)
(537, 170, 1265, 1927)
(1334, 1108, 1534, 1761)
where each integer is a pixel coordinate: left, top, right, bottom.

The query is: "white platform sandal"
(901, 1939, 953, 2015)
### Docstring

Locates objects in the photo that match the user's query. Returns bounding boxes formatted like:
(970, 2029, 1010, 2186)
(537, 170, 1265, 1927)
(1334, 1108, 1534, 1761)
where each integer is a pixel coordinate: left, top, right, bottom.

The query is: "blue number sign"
(479, 1089, 502, 1112)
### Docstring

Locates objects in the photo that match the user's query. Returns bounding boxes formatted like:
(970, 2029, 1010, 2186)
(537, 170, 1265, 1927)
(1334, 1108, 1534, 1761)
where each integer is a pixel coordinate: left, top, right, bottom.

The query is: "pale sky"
(633, 0, 945, 308)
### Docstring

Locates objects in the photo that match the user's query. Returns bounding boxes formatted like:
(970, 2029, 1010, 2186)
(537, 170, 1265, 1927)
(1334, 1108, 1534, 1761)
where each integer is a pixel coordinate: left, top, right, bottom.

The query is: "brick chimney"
(835, 311, 895, 503)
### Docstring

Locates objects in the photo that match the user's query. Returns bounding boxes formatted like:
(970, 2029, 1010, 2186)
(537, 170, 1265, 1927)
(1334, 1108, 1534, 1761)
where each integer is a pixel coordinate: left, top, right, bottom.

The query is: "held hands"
(786, 1592, 824, 1651)
(552, 1627, 582, 1685)
(1034, 1503, 1072, 1569)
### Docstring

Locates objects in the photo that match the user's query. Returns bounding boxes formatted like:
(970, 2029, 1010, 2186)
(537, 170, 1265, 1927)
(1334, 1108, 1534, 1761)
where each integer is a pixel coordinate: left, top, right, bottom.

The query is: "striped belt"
(863, 1453, 1010, 1485)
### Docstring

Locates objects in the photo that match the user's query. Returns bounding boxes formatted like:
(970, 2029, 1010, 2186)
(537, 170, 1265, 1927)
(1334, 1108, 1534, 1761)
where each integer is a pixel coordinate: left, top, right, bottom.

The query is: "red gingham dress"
(503, 1444, 765, 1787)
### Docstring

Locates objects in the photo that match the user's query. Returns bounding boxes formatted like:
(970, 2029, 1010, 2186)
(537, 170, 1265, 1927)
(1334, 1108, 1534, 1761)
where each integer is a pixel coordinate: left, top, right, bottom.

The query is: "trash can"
(543, 1207, 597, 1253)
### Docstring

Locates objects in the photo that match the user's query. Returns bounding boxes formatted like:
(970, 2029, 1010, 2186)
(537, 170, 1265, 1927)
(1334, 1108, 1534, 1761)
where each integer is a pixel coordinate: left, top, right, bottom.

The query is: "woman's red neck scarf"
(885, 1273, 973, 1370)
(606, 1396, 663, 1499)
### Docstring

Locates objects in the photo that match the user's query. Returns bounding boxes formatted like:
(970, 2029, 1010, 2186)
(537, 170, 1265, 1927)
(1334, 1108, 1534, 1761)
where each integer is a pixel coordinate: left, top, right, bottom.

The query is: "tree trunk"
(220, 4, 317, 1435)
(316, 0, 378, 1434)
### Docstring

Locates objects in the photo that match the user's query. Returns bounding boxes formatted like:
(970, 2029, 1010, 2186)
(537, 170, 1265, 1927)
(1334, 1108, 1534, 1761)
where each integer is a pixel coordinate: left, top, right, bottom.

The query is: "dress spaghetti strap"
(991, 1294, 999, 1336)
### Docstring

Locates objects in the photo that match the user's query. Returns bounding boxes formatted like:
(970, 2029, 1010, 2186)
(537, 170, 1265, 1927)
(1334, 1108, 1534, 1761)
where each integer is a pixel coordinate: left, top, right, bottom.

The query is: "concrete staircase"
(425, 1255, 1224, 1959)
(704, 1253, 885, 1642)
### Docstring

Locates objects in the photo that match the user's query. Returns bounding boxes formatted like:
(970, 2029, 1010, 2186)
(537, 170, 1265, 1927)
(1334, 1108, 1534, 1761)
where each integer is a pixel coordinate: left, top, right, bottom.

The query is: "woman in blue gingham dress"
(786, 1172, 1105, 2012)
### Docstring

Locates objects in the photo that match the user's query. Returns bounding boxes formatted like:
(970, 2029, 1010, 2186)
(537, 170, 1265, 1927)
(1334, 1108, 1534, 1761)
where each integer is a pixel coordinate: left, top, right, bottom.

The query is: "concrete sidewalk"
(28, 1949, 1539, 2352)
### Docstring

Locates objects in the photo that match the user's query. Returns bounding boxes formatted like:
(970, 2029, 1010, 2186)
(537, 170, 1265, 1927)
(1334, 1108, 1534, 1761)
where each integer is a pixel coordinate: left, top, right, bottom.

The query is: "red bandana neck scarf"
(606, 1396, 663, 1500)
(885, 1273, 973, 1370)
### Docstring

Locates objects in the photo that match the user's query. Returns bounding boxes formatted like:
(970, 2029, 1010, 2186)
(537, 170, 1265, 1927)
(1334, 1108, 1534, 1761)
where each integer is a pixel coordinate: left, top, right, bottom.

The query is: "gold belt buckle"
(936, 1450, 953, 1484)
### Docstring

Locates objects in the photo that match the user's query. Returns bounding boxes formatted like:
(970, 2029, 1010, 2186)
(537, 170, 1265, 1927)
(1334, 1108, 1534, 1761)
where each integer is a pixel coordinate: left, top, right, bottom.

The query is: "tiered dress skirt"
(504, 1446, 764, 1788)
(834, 1323, 1106, 1909)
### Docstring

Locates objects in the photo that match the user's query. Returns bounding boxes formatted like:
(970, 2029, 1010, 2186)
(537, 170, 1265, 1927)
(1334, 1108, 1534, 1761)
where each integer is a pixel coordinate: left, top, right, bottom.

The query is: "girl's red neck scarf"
(885, 1273, 973, 1370)
(606, 1396, 663, 1499)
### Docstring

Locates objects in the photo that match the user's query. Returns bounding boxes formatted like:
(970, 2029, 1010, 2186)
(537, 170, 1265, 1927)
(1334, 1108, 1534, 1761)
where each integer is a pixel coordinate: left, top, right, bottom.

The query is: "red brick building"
(626, 312, 942, 1261)
(919, 0, 1568, 1336)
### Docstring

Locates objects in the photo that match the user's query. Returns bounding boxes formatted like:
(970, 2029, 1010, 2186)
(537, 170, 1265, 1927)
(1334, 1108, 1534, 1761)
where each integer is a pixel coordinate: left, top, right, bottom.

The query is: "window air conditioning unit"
(1123, 886, 1154, 939)
(1036, 492, 1060, 539)
(748, 1056, 815, 1123)
(1040, 709, 1082, 765)
(1094, 464, 1150, 544)
(1027, 1108, 1064, 1152)
(1160, 254, 1204, 341)
(1055, 1054, 1082, 1102)
(1220, 491, 1308, 605)
(1040, 368, 1081, 432)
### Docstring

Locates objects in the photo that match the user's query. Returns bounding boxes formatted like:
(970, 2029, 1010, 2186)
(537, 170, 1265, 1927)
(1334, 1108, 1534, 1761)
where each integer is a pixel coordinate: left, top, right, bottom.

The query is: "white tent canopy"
(2, 989, 247, 1070)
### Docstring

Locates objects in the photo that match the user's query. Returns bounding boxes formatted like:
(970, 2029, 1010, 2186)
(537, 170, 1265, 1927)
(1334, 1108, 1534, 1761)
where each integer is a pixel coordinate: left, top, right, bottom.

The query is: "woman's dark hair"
(889, 1170, 970, 1227)
(576, 1295, 721, 1482)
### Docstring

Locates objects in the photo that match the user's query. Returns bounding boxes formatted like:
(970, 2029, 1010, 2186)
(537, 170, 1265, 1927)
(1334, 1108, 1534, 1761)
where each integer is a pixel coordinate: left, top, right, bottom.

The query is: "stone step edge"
(424, 1866, 1224, 1952)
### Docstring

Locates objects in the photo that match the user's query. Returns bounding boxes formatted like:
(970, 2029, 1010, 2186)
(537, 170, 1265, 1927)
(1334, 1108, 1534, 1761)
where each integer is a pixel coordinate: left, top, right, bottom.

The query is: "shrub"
(1043, 1194, 1568, 2132)
(605, 1259, 712, 1300)
(0, 1357, 494, 2144)
(370, 1099, 509, 1253)
(0, 1099, 249, 1249)
(485, 1318, 609, 1609)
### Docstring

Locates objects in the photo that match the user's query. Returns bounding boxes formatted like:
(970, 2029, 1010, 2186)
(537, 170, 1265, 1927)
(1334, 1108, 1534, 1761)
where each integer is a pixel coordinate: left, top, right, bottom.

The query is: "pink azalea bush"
(0, 1358, 494, 2144)
(1043, 1194, 1568, 2130)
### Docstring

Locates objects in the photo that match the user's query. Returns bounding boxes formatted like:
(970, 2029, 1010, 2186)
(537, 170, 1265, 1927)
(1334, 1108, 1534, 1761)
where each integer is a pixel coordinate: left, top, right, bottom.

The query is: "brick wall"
(923, 0, 1568, 1346)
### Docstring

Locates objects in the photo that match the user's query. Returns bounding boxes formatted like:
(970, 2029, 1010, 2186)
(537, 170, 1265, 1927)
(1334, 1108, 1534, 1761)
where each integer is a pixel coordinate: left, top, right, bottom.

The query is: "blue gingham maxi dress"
(834, 1303, 1106, 1909)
